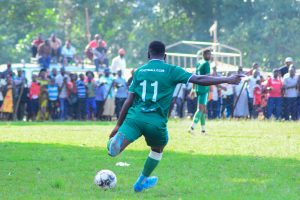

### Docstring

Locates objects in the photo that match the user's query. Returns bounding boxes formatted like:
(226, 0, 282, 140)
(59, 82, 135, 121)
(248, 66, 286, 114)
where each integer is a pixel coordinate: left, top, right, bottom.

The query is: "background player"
(189, 49, 211, 134)
(107, 41, 241, 192)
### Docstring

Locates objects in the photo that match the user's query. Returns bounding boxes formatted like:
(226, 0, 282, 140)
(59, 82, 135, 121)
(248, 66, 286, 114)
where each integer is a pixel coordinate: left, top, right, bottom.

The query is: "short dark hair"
(148, 41, 165, 57)
(203, 49, 211, 56)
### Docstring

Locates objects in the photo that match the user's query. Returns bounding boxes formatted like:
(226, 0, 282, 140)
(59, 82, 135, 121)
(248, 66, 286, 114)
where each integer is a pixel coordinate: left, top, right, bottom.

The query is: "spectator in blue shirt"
(47, 78, 59, 120)
(76, 74, 87, 120)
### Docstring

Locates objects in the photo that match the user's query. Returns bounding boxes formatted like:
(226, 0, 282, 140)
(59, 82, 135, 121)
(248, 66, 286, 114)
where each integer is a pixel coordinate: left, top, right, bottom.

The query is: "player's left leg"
(133, 123, 168, 192)
(190, 93, 208, 134)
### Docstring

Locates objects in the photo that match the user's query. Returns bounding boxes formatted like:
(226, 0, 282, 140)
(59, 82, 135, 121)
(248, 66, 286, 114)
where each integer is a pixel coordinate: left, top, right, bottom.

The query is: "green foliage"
(1, 0, 300, 69)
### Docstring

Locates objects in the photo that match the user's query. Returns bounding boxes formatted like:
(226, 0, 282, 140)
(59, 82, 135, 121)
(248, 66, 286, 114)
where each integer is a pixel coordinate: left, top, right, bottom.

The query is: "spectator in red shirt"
(253, 79, 262, 118)
(31, 34, 44, 58)
(29, 75, 41, 121)
(266, 69, 283, 119)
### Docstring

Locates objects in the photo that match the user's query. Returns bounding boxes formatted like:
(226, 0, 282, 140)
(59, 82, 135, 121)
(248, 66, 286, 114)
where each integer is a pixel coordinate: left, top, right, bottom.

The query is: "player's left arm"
(109, 92, 135, 138)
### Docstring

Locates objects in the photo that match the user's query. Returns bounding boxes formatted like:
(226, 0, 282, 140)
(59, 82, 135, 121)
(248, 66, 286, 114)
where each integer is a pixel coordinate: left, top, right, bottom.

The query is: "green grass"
(0, 120, 299, 199)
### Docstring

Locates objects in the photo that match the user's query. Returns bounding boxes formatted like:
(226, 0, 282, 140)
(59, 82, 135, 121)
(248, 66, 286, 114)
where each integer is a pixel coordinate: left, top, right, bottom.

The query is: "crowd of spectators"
(0, 65, 132, 121)
(0, 32, 299, 121)
(172, 57, 300, 121)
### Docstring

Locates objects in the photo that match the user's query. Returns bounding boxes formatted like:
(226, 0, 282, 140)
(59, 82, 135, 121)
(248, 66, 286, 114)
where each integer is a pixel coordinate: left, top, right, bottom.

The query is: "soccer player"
(107, 41, 241, 192)
(189, 49, 211, 134)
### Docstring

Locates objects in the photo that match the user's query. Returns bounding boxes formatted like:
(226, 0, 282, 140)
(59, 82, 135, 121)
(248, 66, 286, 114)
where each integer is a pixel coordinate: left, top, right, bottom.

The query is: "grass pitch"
(0, 120, 299, 200)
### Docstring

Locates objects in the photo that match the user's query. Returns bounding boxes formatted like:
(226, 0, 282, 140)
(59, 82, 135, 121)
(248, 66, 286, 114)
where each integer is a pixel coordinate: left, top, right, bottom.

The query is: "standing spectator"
(38, 40, 52, 69)
(282, 68, 298, 120)
(186, 83, 197, 118)
(49, 68, 58, 79)
(61, 40, 76, 64)
(0, 77, 5, 108)
(114, 70, 128, 119)
(69, 74, 78, 119)
(77, 74, 87, 120)
(47, 78, 59, 120)
(101, 68, 115, 121)
(92, 40, 108, 71)
(56, 68, 70, 121)
(247, 70, 260, 118)
(28, 75, 40, 121)
(297, 75, 300, 119)
(111, 48, 126, 75)
(31, 34, 44, 58)
(49, 33, 62, 63)
(207, 85, 219, 119)
(127, 69, 135, 86)
(13, 69, 27, 120)
(253, 80, 262, 119)
(278, 57, 293, 77)
(172, 83, 188, 118)
(95, 72, 106, 120)
(85, 71, 97, 120)
(0, 76, 14, 120)
(266, 69, 283, 120)
(221, 84, 234, 118)
(233, 68, 249, 118)
(37, 69, 49, 121)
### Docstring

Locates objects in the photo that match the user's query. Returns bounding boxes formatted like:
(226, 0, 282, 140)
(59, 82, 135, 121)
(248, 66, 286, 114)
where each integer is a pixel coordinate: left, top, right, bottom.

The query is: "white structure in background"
(165, 40, 243, 72)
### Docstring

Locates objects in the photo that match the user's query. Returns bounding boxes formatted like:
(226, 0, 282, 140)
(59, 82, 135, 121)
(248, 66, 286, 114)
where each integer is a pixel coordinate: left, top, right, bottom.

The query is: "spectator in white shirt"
(110, 48, 126, 76)
(283, 68, 298, 120)
(61, 40, 76, 64)
(247, 70, 260, 118)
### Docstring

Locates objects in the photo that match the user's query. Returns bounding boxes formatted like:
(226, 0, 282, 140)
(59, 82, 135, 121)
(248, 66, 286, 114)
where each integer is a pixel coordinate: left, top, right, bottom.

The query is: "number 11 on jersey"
(140, 80, 158, 102)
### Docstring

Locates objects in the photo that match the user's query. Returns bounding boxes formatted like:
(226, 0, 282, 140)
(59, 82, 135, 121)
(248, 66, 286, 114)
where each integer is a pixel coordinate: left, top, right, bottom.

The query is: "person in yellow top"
(0, 76, 14, 120)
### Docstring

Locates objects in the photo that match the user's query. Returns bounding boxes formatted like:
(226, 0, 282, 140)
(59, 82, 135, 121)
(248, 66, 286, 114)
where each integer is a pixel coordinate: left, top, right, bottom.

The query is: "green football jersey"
(127, 59, 192, 127)
(195, 59, 210, 94)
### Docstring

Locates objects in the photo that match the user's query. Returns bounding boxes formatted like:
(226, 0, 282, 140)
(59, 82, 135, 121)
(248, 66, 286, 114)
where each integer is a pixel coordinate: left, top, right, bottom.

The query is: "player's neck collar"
(149, 59, 164, 62)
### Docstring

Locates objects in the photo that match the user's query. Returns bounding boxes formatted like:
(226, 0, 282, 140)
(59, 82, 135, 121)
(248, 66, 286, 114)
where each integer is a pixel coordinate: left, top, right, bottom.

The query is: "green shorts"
(197, 93, 209, 105)
(118, 118, 168, 147)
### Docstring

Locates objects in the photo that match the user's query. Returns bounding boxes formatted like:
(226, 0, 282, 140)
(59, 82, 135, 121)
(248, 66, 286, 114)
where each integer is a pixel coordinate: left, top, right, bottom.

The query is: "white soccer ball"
(94, 170, 117, 190)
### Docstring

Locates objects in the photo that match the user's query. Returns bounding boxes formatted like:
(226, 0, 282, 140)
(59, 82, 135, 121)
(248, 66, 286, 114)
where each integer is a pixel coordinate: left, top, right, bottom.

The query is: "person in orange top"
(265, 69, 283, 119)
(0, 76, 14, 120)
(29, 75, 40, 121)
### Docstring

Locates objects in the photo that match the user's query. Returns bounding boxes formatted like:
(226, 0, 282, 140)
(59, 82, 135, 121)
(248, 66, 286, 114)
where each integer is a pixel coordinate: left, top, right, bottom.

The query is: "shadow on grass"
(0, 142, 299, 200)
(0, 121, 114, 126)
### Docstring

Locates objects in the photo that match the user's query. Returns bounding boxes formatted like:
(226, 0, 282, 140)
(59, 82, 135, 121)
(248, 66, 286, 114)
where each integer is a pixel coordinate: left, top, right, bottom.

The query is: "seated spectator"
(0, 76, 14, 120)
(282, 68, 298, 120)
(92, 40, 108, 71)
(38, 40, 52, 69)
(111, 48, 126, 75)
(85, 71, 97, 120)
(85, 34, 107, 61)
(28, 75, 40, 121)
(266, 69, 283, 120)
(76, 74, 87, 120)
(31, 34, 44, 58)
(114, 70, 128, 119)
(49, 33, 62, 63)
(246, 62, 260, 76)
(47, 78, 59, 120)
(61, 40, 76, 64)
(2, 64, 13, 78)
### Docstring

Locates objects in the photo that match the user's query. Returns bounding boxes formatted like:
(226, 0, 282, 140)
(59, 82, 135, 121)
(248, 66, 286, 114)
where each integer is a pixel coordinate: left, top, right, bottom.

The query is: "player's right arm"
(189, 74, 242, 86)
(109, 92, 135, 138)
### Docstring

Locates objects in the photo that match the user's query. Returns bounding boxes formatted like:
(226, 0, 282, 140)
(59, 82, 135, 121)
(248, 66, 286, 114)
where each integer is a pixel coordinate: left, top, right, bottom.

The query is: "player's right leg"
(107, 118, 142, 157)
